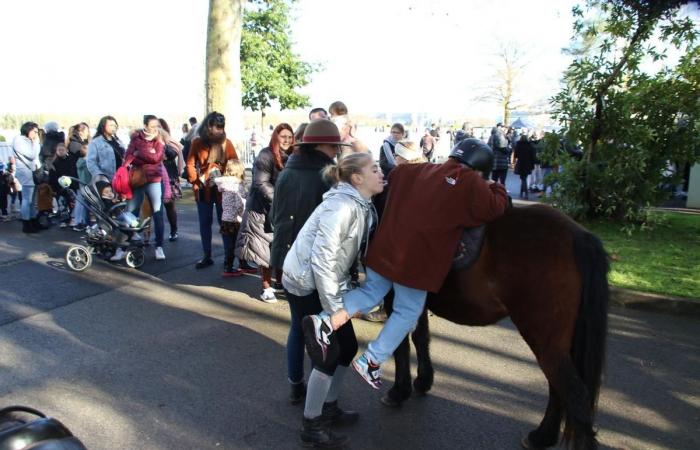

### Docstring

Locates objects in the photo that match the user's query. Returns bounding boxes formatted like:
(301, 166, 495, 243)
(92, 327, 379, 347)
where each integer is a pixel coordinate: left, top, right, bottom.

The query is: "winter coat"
(49, 154, 78, 192)
(269, 149, 334, 270)
(40, 130, 65, 163)
(87, 135, 124, 179)
(513, 140, 536, 176)
(12, 135, 41, 186)
(491, 146, 511, 171)
(283, 182, 376, 313)
(487, 127, 508, 149)
(365, 159, 509, 293)
(124, 131, 165, 184)
(215, 176, 246, 223)
(185, 137, 238, 202)
(247, 147, 287, 214)
(379, 138, 397, 175)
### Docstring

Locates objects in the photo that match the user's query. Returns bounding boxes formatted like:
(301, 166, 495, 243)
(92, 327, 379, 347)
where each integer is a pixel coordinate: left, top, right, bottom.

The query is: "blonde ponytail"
(321, 153, 373, 186)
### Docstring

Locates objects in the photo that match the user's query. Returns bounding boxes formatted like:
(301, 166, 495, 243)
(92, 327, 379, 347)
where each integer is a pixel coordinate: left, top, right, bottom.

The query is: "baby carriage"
(58, 175, 151, 272)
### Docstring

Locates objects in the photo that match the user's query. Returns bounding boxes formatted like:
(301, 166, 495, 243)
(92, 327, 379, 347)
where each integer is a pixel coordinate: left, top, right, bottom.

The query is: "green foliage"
(241, 0, 315, 114)
(546, 0, 700, 223)
(585, 211, 700, 299)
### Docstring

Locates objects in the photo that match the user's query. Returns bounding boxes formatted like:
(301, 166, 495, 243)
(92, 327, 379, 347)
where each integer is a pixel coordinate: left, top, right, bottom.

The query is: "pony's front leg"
(411, 307, 434, 395)
(381, 335, 413, 407)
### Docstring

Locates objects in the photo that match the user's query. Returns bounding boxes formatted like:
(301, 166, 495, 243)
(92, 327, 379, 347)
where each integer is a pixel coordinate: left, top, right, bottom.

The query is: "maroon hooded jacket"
(125, 131, 165, 183)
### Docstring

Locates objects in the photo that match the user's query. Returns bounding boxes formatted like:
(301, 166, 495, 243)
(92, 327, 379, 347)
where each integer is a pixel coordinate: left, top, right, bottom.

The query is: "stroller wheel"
(125, 248, 145, 269)
(66, 245, 92, 272)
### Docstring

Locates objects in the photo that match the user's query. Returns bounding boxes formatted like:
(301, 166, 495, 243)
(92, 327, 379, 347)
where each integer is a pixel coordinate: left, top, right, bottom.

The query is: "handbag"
(128, 164, 147, 188)
(13, 149, 47, 185)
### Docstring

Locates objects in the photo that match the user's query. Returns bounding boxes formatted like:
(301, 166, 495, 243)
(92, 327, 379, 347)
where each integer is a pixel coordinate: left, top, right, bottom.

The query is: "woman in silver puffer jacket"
(282, 152, 384, 448)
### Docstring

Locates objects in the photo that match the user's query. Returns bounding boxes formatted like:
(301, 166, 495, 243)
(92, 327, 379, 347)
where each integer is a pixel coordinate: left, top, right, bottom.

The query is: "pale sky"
(0, 0, 692, 121)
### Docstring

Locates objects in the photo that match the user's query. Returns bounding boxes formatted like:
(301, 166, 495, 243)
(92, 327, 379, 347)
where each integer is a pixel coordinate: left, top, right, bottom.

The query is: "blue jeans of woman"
(20, 185, 36, 220)
(196, 189, 231, 256)
(128, 182, 164, 247)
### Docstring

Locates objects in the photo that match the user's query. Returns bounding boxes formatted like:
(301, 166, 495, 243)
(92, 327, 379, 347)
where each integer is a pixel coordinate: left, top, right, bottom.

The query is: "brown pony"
(383, 204, 609, 450)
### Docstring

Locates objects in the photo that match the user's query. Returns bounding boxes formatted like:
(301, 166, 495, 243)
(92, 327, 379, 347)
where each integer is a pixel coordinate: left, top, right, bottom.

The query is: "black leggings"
(491, 168, 508, 185)
(164, 200, 177, 234)
(287, 290, 358, 379)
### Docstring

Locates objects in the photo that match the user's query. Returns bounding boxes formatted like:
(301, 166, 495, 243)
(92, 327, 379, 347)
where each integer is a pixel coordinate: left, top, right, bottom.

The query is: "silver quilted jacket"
(282, 182, 376, 313)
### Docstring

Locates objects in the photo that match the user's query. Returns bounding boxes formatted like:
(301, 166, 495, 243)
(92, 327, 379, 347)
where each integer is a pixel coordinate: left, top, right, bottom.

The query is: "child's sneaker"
(302, 314, 339, 367)
(352, 353, 382, 389)
(260, 287, 277, 303)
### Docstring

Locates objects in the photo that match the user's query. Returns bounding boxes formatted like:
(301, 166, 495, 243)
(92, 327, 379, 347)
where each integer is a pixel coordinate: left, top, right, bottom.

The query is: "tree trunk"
(206, 0, 246, 144)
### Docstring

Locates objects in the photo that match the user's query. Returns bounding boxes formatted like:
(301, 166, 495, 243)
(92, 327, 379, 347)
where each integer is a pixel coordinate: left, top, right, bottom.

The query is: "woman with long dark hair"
(185, 111, 240, 269)
(86, 116, 125, 180)
(239, 123, 294, 302)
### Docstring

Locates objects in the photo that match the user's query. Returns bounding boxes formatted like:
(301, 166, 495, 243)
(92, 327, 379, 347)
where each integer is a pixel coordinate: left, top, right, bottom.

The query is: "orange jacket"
(186, 137, 238, 202)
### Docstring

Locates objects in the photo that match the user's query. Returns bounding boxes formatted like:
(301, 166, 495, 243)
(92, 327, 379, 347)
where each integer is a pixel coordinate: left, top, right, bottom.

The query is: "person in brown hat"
(269, 120, 354, 410)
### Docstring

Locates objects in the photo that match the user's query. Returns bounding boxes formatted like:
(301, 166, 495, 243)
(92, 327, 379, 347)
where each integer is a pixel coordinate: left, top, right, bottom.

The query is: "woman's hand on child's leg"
(331, 309, 350, 330)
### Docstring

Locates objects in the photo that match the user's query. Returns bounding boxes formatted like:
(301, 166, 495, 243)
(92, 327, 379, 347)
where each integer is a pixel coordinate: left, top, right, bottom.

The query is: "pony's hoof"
(380, 394, 402, 408)
(520, 436, 546, 450)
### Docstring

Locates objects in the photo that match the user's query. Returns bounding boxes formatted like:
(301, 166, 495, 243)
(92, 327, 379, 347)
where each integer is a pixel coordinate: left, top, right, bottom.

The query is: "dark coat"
(379, 139, 396, 176)
(269, 149, 334, 269)
(247, 147, 287, 214)
(513, 140, 537, 175)
(366, 159, 509, 293)
(49, 154, 78, 192)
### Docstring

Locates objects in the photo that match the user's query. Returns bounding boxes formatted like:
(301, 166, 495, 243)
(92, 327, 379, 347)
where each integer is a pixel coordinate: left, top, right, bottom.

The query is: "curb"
(609, 287, 700, 319)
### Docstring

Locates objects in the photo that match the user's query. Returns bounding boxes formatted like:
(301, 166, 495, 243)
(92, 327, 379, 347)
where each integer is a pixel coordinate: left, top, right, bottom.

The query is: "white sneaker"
(155, 246, 165, 260)
(260, 287, 277, 304)
(110, 248, 126, 261)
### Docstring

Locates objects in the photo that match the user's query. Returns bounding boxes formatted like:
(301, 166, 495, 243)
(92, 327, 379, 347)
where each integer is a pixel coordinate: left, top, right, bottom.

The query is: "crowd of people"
(1, 103, 515, 448)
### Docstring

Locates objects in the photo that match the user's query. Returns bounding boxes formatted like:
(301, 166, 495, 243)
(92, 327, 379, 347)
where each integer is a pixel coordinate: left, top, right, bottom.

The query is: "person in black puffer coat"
(239, 123, 294, 303)
(48, 142, 78, 226)
(67, 123, 90, 170)
(487, 124, 510, 185)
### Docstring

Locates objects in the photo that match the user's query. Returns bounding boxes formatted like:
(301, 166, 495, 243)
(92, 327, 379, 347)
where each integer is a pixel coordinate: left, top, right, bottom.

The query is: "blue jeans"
(128, 182, 164, 247)
(196, 190, 231, 256)
(342, 267, 427, 364)
(72, 191, 90, 225)
(20, 185, 36, 220)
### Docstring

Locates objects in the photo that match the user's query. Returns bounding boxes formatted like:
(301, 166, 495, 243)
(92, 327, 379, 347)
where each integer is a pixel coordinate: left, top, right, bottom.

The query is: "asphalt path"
(0, 192, 698, 450)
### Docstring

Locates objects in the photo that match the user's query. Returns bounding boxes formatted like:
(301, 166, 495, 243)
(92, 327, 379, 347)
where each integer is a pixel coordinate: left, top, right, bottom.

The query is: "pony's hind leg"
(411, 307, 433, 395)
(523, 384, 563, 449)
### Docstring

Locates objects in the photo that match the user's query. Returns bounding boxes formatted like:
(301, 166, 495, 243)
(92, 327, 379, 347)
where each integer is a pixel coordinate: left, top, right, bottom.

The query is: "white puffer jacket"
(282, 182, 376, 313)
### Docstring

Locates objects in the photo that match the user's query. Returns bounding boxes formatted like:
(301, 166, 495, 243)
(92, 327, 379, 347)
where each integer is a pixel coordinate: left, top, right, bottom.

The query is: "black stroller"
(60, 175, 151, 272)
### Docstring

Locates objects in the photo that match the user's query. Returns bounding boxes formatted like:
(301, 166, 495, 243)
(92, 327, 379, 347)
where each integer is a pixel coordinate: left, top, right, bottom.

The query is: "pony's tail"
(564, 229, 609, 449)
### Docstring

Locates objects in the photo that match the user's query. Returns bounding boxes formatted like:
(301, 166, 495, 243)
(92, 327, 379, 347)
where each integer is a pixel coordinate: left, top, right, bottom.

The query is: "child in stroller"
(61, 175, 151, 271)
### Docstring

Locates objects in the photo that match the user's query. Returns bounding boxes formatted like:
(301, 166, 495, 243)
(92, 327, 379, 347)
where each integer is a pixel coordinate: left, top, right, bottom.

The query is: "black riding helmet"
(449, 138, 494, 173)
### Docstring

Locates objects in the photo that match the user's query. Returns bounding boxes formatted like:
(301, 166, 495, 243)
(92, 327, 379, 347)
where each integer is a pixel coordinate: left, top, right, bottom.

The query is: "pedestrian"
(419, 129, 436, 162)
(283, 152, 384, 448)
(185, 111, 240, 269)
(73, 143, 91, 230)
(12, 122, 42, 233)
(39, 122, 65, 165)
(379, 123, 405, 175)
(119, 115, 166, 261)
(239, 123, 294, 303)
(47, 142, 78, 227)
(308, 107, 328, 121)
(87, 116, 125, 180)
(269, 119, 348, 406)
(304, 139, 509, 391)
(487, 124, 510, 185)
(328, 101, 348, 118)
(214, 159, 247, 277)
(158, 119, 185, 242)
(0, 162, 12, 220)
(67, 123, 90, 167)
(513, 134, 537, 199)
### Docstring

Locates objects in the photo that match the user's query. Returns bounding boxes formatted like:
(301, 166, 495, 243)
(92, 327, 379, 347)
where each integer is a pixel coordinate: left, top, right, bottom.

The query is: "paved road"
(0, 193, 698, 450)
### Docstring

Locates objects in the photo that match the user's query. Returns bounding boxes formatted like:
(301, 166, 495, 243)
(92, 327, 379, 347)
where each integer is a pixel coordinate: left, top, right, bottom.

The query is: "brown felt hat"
(293, 119, 353, 147)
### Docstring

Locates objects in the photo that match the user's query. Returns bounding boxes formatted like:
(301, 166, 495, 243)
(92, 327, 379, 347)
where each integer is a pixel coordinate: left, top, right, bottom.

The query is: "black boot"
(289, 381, 306, 405)
(195, 253, 214, 269)
(321, 401, 359, 427)
(22, 220, 39, 233)
(300, 416, 348, 448)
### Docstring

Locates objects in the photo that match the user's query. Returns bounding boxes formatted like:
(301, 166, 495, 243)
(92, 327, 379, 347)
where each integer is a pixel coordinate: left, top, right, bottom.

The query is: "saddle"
(451, 225, 486, 271)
